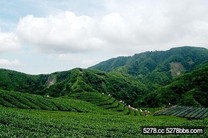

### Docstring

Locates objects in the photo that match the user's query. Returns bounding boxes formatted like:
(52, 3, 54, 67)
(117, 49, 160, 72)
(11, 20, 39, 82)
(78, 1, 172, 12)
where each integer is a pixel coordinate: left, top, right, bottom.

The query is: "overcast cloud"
(0, 0, 208, 74)
(0, 32, 20, 53)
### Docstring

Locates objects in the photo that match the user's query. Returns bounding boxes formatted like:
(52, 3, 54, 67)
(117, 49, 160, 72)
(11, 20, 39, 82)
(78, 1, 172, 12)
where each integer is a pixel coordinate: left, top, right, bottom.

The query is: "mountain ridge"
(0, 46, 208, 108)
(90, 46, 208, 87)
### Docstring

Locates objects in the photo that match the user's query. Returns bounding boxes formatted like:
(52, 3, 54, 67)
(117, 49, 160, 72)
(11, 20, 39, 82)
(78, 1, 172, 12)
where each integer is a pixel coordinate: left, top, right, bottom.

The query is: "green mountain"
(139, 62, 208, 107)
(0, 68, 146, 106)
(90, 46, 208, 88)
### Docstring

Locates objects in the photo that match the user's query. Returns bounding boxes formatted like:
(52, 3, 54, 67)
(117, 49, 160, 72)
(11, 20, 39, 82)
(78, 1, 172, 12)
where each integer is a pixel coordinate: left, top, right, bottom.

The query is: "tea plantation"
(0, 90, 111, 114)
(0, 90, 139, 115)
(0, 90, 208, 137)
(70, 92, 140, 116)
(0, 106, 207, 138)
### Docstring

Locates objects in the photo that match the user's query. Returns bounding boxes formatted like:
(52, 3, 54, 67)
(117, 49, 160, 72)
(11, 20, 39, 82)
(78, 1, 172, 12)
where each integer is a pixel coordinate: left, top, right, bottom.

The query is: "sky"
(0, 0, 208, 74)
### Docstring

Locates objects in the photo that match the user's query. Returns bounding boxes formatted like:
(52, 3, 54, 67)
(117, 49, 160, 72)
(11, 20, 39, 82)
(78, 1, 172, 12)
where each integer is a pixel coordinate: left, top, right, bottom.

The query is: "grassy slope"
(0, 106, 207, 138)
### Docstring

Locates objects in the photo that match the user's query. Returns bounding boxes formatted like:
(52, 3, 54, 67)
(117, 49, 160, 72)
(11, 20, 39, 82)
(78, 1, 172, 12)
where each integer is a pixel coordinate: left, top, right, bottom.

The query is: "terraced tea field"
(70, 92, 140, 116)
(0, 90, 113, 114)
(156, 105, 208, 119)
(0, 90, 208, 137)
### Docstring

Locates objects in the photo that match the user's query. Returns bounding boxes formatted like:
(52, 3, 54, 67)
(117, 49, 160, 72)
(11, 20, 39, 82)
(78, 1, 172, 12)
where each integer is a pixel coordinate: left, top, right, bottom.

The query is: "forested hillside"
(90, 46, 208, 88)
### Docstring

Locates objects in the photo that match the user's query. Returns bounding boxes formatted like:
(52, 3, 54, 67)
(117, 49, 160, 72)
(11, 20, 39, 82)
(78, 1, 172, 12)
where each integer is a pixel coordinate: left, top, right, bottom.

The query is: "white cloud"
(98, 13, 134, 45)
(0, 59, 22, 67)
(103, 0, 208, 50)
(16, 11, 103, 54)
(0, 32, 20, 53)
(1, 0, 208, 74)
(15, 0, 208, 57)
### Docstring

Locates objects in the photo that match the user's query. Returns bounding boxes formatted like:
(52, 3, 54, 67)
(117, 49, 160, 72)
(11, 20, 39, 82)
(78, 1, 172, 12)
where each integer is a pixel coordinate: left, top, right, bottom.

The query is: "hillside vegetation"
(139, 62, 208, 107)
(0, 69, 48, 95)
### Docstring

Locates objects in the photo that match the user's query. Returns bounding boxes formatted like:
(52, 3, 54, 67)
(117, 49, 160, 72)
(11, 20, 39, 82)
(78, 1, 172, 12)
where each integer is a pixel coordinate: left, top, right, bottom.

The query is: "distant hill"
(0, 68, 147, 106)
(90, 46, 208, 88)
(139, 62, 208, 107)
